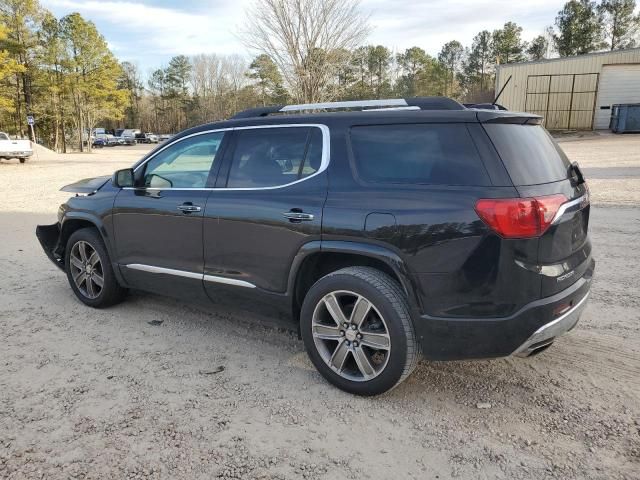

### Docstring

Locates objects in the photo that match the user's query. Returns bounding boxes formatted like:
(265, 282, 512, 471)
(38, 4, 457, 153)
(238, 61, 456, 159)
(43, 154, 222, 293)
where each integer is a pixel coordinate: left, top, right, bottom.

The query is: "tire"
(300, 267, 420, 396)
(64, 227, 126, 308)
(19, 158, 25, 163)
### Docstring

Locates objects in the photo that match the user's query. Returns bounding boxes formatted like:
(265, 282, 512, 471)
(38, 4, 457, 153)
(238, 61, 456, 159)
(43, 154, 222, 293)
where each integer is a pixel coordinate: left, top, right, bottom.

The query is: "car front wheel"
(65, 228, 126, 308)
(301, 267, 420, 396)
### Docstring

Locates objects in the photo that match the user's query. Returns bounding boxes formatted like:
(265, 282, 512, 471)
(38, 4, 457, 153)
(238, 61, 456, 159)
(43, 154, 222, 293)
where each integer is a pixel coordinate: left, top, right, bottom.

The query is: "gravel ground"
(1, 137, 639, 480)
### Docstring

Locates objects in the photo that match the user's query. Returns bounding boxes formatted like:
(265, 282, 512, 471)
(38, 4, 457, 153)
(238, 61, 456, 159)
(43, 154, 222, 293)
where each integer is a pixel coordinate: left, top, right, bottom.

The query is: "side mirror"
(112, 168, 134, 188)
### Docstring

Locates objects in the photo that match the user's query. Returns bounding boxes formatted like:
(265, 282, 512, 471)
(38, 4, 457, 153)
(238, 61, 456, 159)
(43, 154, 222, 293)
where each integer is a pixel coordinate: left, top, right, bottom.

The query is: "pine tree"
(492, 22, 527, 64)
(598, 0, 639, 50)
(527, 35, 549, 60)
(438, 40, 464, 96)
(555, 0, 604, 56)
(248, 54, 287, 105)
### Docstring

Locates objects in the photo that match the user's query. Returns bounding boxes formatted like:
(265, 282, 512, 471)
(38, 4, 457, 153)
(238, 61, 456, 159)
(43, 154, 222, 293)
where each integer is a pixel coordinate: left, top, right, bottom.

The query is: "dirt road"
(1, 137, 639, 479)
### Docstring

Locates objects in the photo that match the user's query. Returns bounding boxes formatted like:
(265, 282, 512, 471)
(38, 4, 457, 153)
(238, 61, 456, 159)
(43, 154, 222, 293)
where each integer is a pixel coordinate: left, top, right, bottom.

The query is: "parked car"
(0, 132, 33, 163)
(145, 133, 159, 143)
(104, 134, 119, 147)
(36, 97, 594, 396)
(120, 133, 136, 146)
(92, 137, 107, 148)
(158, 133, 173, 142)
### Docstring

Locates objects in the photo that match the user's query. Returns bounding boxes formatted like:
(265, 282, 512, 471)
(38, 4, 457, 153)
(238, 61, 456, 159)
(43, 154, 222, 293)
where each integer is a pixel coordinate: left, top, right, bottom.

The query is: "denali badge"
(557, 270, 575, 282)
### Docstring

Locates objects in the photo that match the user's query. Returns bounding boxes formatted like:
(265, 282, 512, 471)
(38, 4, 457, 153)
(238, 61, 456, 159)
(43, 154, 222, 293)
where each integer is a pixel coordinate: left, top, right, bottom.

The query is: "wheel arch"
(58, 213, 123, 283)
(289, 240, 420, 321)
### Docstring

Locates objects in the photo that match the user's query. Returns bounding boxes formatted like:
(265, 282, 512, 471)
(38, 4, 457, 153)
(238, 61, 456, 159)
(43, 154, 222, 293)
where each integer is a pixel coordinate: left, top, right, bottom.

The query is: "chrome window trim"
(125, 263, 256, 288)
(124, 123, 330, 192)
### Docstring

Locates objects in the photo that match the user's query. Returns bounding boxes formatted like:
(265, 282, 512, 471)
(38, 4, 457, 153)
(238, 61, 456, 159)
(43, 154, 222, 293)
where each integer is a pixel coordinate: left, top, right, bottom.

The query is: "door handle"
(283, 211, 314, 222)
(177, 203, 202, 213)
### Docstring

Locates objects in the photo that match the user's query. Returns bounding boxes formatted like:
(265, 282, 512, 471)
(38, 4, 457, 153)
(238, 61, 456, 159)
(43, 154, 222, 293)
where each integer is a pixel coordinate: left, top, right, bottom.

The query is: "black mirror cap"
(112, 168, 134, 188)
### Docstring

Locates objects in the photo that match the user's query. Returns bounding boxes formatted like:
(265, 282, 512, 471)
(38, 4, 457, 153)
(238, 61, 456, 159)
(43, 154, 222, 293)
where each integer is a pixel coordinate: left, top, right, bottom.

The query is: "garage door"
(594, 64, 640, 129)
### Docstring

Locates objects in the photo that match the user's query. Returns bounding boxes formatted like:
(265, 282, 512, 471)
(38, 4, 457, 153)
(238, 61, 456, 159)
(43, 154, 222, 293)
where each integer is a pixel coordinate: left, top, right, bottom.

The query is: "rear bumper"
(0, 151, 32, 158)
(36, 223, 65, 270)
(414, 259, 594, 360)
(513, 291, 588, 357)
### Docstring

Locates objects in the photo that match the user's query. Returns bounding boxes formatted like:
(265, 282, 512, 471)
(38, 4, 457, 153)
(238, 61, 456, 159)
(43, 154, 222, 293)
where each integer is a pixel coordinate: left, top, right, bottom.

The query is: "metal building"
(495, 48, 640, 130)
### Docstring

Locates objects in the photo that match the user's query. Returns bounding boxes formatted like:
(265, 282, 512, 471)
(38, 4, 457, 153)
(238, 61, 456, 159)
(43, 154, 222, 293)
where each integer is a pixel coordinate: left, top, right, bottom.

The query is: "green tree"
(367, 45, 392, 98)
(0, 0, 42, 138)
(164, 55, 191, 131)
(464, 30, 493, 92)
(59, 13, 127, 151)
(247, 54, 287, 105)
(492, 21, 527, 64)
(555, 0, 604, 56)
(598, 0, 639, 50)
(527, 35, 549, 60)
(118, 61, 142, 127)
(438, 40, 464, 96)
(34, 11, 67, 150)
(0, 23, 23, 113)
(396, 47, 431, 96)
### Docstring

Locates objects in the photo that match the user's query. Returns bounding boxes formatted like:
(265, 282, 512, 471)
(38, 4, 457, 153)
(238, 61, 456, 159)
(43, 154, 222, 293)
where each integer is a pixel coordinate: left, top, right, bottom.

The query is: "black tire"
(300, 267, 420, 396)
(64, 227, 126, 308)
(19, 158, 26, 163)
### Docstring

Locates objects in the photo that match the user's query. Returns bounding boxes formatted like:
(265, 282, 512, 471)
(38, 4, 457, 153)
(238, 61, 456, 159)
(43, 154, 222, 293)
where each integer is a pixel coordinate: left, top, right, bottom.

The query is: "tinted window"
(227, 127, 322, 188)
(143, 132, 223, 189)
(350, 124, 489, 185)
(484, 124, 571, 185)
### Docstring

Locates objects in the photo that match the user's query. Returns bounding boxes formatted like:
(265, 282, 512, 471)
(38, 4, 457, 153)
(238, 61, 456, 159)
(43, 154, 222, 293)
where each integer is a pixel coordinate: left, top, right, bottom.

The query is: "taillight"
(475, 194, 568, 238)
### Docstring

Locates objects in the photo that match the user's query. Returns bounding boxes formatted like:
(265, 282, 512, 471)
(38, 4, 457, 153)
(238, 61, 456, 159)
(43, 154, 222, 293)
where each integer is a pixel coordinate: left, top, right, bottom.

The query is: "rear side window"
(349, 124, 490, 186)
(227, 127, 322, 188)
(484, 124, 571, 186)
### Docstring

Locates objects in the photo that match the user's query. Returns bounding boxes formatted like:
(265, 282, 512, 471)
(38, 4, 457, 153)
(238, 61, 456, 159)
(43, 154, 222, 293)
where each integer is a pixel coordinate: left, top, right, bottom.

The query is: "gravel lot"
(1, 135, 639, 479)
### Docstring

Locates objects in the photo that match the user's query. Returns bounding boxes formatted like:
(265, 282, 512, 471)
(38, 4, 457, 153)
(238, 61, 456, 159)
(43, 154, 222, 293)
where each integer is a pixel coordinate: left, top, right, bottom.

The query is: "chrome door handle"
(177, 204, 201, 213)
(283, 211, 314, 222)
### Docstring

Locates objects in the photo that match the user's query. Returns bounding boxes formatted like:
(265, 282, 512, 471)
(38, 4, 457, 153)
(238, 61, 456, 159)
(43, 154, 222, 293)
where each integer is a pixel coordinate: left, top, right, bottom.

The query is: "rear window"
(484, 124, 571, 186)
(349, 124, 489, 186)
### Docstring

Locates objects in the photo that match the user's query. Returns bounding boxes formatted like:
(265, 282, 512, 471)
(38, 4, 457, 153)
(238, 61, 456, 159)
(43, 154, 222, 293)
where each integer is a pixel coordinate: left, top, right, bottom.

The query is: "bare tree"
(241, 0, 370, 103)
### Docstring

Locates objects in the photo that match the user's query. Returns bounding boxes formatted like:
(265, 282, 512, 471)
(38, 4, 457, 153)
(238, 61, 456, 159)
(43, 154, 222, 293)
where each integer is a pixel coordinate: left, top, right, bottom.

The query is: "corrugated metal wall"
(495, 48, 640, 130)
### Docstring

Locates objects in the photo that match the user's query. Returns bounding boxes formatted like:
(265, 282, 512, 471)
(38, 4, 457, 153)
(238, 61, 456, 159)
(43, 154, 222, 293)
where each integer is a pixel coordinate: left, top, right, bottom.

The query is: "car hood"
(60, 175, 110, 193)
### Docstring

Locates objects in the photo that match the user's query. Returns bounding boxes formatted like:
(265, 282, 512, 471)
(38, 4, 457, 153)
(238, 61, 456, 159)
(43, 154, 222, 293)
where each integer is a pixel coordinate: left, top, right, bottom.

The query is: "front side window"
(143, 132, 224, 189)
(350, 124, 490, 186)
(226, 127, 323, 188)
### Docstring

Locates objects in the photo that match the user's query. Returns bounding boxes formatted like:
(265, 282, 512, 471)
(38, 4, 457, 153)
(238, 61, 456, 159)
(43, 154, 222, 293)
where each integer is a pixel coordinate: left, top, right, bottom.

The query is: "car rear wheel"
(65, 228, 126, 308)
(301, 267, 420, 396)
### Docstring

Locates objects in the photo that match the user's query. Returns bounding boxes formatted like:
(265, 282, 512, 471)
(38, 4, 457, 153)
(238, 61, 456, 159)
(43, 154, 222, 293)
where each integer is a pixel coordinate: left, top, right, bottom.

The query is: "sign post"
(26, 115, 35, 142)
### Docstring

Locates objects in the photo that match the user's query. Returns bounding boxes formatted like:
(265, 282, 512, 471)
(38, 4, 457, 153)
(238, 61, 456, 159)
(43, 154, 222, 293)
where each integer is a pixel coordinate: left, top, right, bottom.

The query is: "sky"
(40, 0, 569, 75)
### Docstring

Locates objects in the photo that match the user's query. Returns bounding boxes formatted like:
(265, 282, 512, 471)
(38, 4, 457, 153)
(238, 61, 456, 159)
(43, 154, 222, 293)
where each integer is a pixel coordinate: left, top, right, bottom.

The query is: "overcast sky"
(41, 0, 569, 75)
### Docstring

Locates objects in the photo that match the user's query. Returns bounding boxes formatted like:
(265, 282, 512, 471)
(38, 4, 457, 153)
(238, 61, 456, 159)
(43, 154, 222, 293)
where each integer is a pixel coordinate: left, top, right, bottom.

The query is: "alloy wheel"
(311, 290, 391, 382)
(69, 240, 104, 299)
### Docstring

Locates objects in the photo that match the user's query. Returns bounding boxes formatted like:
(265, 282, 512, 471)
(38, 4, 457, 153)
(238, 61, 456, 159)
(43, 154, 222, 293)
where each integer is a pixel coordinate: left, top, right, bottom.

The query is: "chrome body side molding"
(125, 264, 256, 289)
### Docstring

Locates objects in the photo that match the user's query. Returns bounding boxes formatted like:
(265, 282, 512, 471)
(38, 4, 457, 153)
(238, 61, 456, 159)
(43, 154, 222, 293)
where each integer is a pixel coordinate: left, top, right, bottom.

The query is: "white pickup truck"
(0, 132, 33, 163)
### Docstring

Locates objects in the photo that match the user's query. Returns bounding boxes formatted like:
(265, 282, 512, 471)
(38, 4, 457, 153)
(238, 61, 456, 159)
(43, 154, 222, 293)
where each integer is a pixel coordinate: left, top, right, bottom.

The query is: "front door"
(113, 131, 227, 300)
(203, 125, 328, 311)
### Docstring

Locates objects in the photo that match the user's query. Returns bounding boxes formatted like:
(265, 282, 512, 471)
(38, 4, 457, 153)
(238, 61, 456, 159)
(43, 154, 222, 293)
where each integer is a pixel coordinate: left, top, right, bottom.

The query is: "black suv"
(36, 97, 594, 395)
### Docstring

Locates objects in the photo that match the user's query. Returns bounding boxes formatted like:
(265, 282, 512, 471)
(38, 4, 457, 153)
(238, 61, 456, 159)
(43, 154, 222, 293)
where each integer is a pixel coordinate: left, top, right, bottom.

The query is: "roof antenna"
(493, 75, 512, 106)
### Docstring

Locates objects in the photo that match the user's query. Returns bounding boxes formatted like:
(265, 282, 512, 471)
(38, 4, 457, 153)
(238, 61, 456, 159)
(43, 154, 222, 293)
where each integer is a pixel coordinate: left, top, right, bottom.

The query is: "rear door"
(203, 124, 328, 300)
(113, 131, 227, 300)
(483, 122, 592, 296)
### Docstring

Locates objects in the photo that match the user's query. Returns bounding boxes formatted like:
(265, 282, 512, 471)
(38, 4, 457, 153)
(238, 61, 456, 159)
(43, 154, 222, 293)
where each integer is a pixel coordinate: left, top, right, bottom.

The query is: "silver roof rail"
(279, 99, 409, 112)
(231, 97, 466, 119)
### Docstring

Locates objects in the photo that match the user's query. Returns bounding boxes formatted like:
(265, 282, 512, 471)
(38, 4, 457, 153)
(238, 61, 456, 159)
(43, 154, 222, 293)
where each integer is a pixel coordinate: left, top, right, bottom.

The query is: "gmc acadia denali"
(36, 97, 594, 395)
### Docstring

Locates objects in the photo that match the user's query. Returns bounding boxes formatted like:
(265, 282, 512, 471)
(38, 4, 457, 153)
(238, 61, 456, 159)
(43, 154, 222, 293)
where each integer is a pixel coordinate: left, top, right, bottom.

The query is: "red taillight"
(475, 194, 568, 238)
